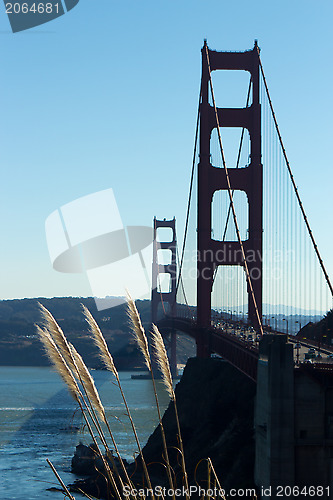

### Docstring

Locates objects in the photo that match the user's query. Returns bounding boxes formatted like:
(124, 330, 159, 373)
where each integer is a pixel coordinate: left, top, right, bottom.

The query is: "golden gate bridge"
(149, 41, 333, 495)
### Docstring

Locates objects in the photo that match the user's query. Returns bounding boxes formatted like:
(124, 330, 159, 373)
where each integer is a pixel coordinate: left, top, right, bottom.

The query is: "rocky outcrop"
(70, 357, 257, 498)
(141, 358, 256, 491)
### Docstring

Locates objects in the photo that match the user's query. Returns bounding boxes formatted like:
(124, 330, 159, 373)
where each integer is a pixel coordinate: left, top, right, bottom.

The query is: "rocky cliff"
(71, 357, 257, 498)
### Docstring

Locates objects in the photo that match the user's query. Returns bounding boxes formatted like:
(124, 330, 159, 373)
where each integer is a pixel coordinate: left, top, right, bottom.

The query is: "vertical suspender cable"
(257, 48, 333, 298)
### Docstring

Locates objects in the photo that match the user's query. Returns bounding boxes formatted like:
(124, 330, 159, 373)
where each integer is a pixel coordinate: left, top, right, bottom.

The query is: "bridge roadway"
(157, 316, 333, 382)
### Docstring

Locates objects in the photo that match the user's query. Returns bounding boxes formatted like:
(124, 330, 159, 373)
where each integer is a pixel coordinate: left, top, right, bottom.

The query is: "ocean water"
(0, 367, 171, 500)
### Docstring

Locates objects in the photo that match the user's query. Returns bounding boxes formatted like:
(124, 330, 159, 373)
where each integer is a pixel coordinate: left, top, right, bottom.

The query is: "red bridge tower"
(151, 217, 178, 375)
(197, 42, 263, 356)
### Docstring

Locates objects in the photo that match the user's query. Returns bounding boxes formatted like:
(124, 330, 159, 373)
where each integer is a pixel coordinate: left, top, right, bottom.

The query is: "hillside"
(0, 297, 196, 368)
(296, 308, 333, 346)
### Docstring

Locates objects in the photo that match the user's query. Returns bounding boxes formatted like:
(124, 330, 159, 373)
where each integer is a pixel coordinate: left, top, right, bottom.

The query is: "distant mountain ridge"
(0, 297, 195, 368)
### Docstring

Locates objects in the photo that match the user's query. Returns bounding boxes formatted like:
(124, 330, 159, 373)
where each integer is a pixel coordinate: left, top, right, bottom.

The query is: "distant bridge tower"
(197, 41, 263, 356)
(151, 217, 177, 375)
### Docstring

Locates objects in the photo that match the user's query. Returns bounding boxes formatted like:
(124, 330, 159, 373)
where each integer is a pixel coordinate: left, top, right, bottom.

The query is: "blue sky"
(0, 0, 332, 301)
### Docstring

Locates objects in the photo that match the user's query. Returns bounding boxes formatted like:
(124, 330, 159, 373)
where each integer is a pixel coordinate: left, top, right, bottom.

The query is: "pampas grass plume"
(151, 324, 175, 400)
(69, 343, 106, 423)
(126, 292, 151, 370)
(82, 304, 118, 378)
(36, 326, 80, 403)
(39, 303, 76, 374)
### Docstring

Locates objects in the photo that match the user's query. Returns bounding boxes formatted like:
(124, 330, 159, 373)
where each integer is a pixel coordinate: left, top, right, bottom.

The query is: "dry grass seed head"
(69, 343, 106, 423)
(36, 326, 80, 402)
(38, 303, 76, 373)
(126, 292, 151, 370)
(81, 304, 118, 378)
(151, 324, 175, 399)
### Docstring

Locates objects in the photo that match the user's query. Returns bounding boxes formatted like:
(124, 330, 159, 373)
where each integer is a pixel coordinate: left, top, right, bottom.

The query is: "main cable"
(175, 88, 201, 299)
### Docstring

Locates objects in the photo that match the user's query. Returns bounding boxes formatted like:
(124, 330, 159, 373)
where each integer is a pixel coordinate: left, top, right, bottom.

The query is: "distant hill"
(0, 297, 195, 368)
(296, 309, 333, 347)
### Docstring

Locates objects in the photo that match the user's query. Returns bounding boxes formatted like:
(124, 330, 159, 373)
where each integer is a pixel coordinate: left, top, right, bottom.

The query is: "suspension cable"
(257, 47, 333, 298)
(204, 44, 264, 336)
(176, 245, 192, 312)
(175, 88, 201, 298)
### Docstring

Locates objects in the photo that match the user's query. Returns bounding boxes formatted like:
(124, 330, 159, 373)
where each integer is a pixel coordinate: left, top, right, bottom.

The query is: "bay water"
(0, 367, 171, 500)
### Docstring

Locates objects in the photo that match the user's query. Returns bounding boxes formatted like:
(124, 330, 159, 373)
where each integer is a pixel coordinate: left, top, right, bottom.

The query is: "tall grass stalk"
(150, 324, 189, 499)
(126, 296, 176, 499)
(39, 308, 129, 494)
(207, 459, 226, 500)
(37, 303, 225, 500)
(37, 323, 123, 500)
(46, 459, 76, 500)
(69, 343, 131, 496)
(82, 304, 153, 498)
(40, 305, 111, 452)
(40, 303, 123, 475)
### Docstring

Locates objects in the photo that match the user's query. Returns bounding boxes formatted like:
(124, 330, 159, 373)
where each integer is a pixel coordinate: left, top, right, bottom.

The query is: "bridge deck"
(157, 316, 333, 382)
